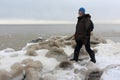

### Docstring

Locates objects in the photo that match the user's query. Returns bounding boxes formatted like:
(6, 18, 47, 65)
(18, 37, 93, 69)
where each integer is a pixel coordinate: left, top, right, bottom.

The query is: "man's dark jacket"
(74, 14, 94, 44)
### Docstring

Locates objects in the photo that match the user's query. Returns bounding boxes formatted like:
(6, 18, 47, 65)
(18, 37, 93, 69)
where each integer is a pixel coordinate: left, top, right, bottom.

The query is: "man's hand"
(90, 32, 93, 36)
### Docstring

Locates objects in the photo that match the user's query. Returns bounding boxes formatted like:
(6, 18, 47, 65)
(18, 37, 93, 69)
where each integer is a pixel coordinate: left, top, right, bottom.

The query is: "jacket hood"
(78, 14, 91, 20)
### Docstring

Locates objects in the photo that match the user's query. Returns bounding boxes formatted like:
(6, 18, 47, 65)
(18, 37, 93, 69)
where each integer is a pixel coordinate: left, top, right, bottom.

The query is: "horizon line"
(0, 20, 120, 24)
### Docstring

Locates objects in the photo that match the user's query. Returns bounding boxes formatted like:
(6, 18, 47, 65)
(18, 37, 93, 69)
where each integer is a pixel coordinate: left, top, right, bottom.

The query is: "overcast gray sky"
(0, 0, 120, 23)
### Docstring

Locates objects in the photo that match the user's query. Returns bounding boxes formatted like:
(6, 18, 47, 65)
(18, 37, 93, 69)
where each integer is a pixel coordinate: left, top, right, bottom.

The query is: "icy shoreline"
(0, 35, 120, 80)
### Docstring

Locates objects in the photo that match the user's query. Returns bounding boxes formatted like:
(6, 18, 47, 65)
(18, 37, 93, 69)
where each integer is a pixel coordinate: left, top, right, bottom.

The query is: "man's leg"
(85, 38, 96, 63)
(70, 40, 83, 62)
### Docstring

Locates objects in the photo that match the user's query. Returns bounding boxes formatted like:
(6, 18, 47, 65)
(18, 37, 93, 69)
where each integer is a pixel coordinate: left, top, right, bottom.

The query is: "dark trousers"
(73, 38, 95, 61)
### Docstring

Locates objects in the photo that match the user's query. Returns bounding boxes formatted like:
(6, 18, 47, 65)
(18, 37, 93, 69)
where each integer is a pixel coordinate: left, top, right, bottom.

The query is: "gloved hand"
(90, 32, 93, 36)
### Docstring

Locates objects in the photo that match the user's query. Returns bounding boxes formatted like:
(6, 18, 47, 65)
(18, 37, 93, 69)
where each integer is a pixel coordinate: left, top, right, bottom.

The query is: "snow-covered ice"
(0, 36, 120, 80)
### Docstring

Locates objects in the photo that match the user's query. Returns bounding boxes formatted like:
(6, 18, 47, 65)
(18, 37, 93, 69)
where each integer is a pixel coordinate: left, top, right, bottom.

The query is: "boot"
(89, 52, 96, 63)
(90, 58, 96, 63)
(70, 52, 79, 62)
(70, 59, 78, 62)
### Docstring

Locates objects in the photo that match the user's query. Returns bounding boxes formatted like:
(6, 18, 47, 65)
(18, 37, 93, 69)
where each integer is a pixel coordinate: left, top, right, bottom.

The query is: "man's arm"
(90, 20, 94, 32)
(90, 20, 94, 36)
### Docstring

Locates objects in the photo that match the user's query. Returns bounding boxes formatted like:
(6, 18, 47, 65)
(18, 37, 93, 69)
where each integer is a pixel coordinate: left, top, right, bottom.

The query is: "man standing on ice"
(70, 7, 96, 63)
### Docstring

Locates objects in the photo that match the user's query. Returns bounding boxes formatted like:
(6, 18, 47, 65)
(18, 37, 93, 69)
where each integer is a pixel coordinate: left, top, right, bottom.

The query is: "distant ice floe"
(2, 48, 15, 53)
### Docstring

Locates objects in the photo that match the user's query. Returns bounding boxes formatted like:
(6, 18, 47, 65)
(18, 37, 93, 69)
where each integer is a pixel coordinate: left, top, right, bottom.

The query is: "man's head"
(78, 7, 85, 16)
